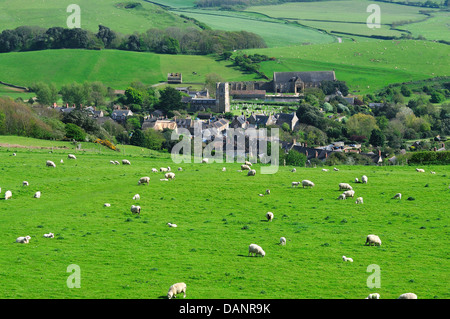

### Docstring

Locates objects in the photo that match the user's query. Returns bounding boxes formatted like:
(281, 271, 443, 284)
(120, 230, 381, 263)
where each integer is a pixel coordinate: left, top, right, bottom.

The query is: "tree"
(296, 103, 324, 129)
(60, 82, 88, 107)
(130, 128, 145, 147)
(400, 85, 411, 97)
(430, 91, 445, 103)
(157, 87, 182, 113)
(285, 150, 307, 167)
(65, 123, 86, 141)
(369, 129, 385, 147)
(32, 82, 58, 106)
(125, 87, 144, 105)
(346, 113, 379, 138)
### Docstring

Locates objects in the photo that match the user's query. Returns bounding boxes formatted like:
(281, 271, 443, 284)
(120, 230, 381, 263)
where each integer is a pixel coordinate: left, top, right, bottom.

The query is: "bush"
(409, 151, 450, 165)
(285, 150, 307, 167)
(65, 123, 86, 141)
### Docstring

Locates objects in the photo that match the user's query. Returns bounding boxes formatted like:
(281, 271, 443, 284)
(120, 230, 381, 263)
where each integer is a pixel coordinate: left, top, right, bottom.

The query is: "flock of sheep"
(5, 151, 440, 299)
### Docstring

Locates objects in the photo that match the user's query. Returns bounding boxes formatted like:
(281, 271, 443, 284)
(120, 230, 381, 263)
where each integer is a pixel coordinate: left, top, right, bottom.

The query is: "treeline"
(0, 25, 267, 55)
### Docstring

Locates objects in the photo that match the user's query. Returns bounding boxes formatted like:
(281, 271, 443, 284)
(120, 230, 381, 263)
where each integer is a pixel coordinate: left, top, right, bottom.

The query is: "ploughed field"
(0, 142, 448, 299)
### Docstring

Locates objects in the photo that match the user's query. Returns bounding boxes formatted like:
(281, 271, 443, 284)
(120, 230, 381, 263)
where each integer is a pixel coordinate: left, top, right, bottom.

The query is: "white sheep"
(292, 181, 300, 187)
(416, 168, 425, 173)
(68, 154, 77, 160)
(266, 212, 274, 222)
(222, 167, 226, 172)
(114, 161, 120, 165)
(343, 190, 355, 198)
(202, 158, 209, 164)
(167, 223, 178, 228)
(4, 190, 12, 200)
(247, 169, 256, 176)
(132, 194, 140, 200)
(160, 178, 169, 181)
(355, 197, 364, 204)
(342, 255, 353, 262)
(23, 181, 29, 186)
(46, 160, 56, 168)
(165, 172, 175, 180)
(160, 167, 169, 172)
(16, 236, 31, 244)
(138, 176, 150, 185)
(393, 193, 402, 200)
(131, 205, 141, 214)
(354, 177, 360, 183)
(167, 282, 186, 299)
(398, 293, 417, 299)
(280, 237, 286, 246)
(34, 191, 41, 199)
(122, 159, 131, 165)
(337, 193, 346, 200)
(151, 168, 158, 173)
(265, 189, 270, 195)
(12, 153, 16, 156)
(430, 171, 436, 174)
(167, 166, 171, 172)
(178, 167, 183, 171)
(362, 175, 368, 184)
(241, 164, 251, 170)
(339, 183, 353, 191)
(302, 180, 315, 188)
(60, 159, 64, 163)
(258, 194, 264, 197)
(43, 233, 54, 238)
(322, 168, 329, 172)
(365, 293, 380, 299)
(110, 160, 115, 165)
(291, 168, 296, 172)
(248, 244, 265, 257)
(244, 161, 252, 166)
(365, 234, 382, 246)
(104, 203, 111, 207)
(334, 167, 339, 171)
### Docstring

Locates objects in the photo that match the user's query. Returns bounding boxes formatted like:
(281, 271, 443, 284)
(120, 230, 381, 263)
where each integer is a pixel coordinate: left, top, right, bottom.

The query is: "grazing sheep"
(362, 175, 368, 184)
(248, 244, 266, 257)
(247, 169, 256, 176)
(12, 153, 16, 156)
(178, 167, 183, 171)
(365, 234, 382, 246)
(160, 167, 169, 172)
(334, 167, 339, 171)
(68, 154, 77, 160)
(114, 161, 120, 165)
(258, 194, 264, 197)
(291, 168, 296, 172)
(302, 180, 315, 188)
(354, 177, 360, 183)
(265, 189, 270, 195)
(430, 171, 436, 174)
(343, 190, 355, 198)
(132, 194, 140, 200)
(365, 293, 380, 299)
(138, 177, 150, 185)
(4, 190, 12, 200)
(244, 161, 252, 166)
(280, 237, 286, 246)
(34, 191, 41, 199)
(46, 160, 56, 168)
(167, 166, 171, 172)
(167, 282, 186, 299)
(167, 223, 178, 228)
(202, 158, 209, 164)
(60, 159, 64, 163)
(393, 193, 402, 200)
(23, 181, 29, 186)
(43, 233, 54, 238)
(130, 205, 141, 214)
(337, 193, 346, 200)
(222, 167, 226, 172)
(104, 203, 111, 207)
(151, 168, 158, 173)
(398, 293, 417, 299)
(110, 160, 115, 165)
(322, 169, 329, 172)
(342, 256, 353, 262)
(16, 236, 31, 244)
(241, 164, 251, 170)
(160, 178, 169, 181)
(339, 183, 353, 191)
(355, 197, 364, 204)
(266, 212, 274, 222)
(292, 181, 300, 187)
(122, 159, 131, 165)
(165, 172, 176, 180)
(416, 168, 425, 173)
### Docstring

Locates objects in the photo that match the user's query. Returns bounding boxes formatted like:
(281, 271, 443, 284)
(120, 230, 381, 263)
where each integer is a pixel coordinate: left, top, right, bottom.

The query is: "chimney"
(315, 151, 318, 158)
(293, 138, 296, 145)
(378, 150, 381, 156)
(434, 147, 437, 151)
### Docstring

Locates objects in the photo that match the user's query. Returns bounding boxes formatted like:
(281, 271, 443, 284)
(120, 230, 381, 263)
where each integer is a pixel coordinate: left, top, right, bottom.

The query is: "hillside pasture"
(0, 136, 448, 299)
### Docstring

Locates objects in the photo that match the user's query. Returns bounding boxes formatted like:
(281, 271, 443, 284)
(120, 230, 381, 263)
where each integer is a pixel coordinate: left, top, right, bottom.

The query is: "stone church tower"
(215, 82, 230, 113)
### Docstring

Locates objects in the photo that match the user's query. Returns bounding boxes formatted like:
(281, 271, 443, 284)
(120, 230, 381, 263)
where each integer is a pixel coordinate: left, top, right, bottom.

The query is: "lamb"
(365, 293, 380, 299)
(167, 282, 187, 299)
(365, 234, 382, 246)
(355, 197, 364, 204)
(361, 175, 368, 184)
(258, 194, 264, 197)
(322, 169, 329, 172)
(43, 233, 54, 238)
(178, 167, 183, 171)
(291, 168, 296, 172)
(122, 159, 131, 165)
(16, 236, 31, 244)
(430, 171, 436, 174)
(23, 181, 29, 186)
(34, 191, 41, 199)
(104, 203, 111, 207)
(132, 194, 140, 200)
(130, 205, 141, 214)
(165, 172, 176, 180)
(114, 161, 120, 165)
(68, 154, 77, 160)
(343, 190, 355, 198)
(302, 180, 315, 188)
(46, 160, 56, 168)
(222, 167, 226, 172)
(167, 223, 178, 228)
(202, 158, 208, 163)
(248, 244, 265, 257)
(334, 167, 339, 171)
(342, 255, 353, 262)
(339, 183, 353, 191)
(4, 190, 12, 200)
(60, 159, 64, 163)
(416, 168, 425, 173)
(265, 189, 270, 195)
(292, 181, 300, 187)
(151, 168, 158, 173)
(280, 237, 286, 246)
(354, 177, 360, 183)
(110, 160, 115, 165)
(398, 293, 417, 299)
(138, 177, 150, 185)
(241, 164, 251, 170)
(266, 212, 274, 222)
(247, 169, 256, 176)
(337, 193, 346, 200)
(393, 193, 402, 200)
(160, 178, 169, 181)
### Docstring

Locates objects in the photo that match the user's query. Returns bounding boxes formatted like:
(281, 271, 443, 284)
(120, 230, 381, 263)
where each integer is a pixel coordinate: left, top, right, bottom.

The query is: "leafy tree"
(60, 82, 88, 107)
(143, 128, 165, 150)
(96, 25, 116, 48)
(285, 149, 307, 167)
(157, 87, 182, 113)
(32, 82, 58, 106)
(369, 129, 385, 147)
(430, 91, 445, 103)
(65, 123, 86, 141)
(125, 87, 144, 105)
(296, 103, 324, 129)
(400, 85, 412, 97)
(130, 128, 146, 147)
(346, 113, 379, 138)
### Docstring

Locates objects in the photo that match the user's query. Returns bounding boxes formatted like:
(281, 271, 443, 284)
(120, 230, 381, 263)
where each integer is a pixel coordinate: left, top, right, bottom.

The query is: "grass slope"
(0, 136, 449, 299)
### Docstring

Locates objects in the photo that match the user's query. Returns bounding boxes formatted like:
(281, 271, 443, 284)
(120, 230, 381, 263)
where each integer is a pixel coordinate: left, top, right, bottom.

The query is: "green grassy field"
(0, 0, 198, 34)
(0, 136, 449, 299)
